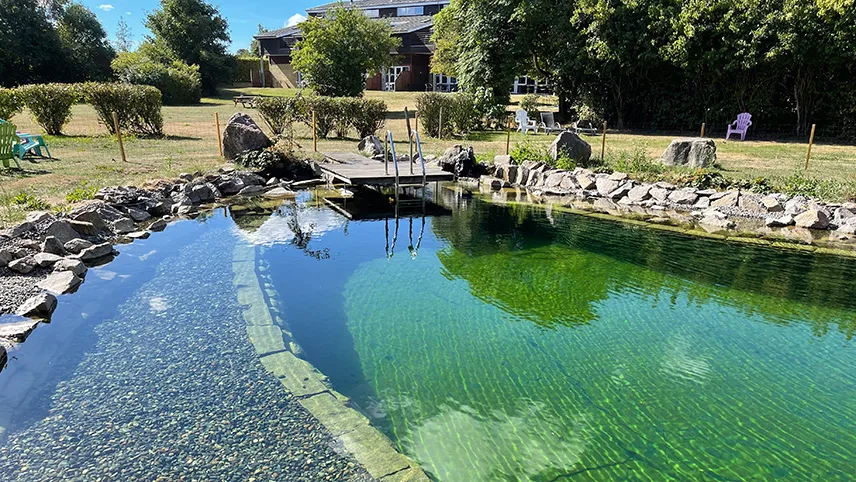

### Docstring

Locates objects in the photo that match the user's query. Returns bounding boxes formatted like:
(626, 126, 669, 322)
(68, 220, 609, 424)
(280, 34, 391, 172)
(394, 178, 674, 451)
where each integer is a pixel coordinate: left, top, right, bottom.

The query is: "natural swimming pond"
(1, 189, 855, 481)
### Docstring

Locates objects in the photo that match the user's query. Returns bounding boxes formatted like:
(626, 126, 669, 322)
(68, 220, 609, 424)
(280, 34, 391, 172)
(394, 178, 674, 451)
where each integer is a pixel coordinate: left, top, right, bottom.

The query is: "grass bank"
(2, 87, 855, 226)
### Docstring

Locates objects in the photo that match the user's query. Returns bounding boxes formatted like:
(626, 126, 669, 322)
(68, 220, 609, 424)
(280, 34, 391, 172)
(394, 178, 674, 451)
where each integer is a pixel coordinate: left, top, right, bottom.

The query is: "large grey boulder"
(46, 220, 80, 245)
(222, 113, 271, 160)
(660, 138, 717, 168)
(64, 238, 93, 254)
(437, 145, 477, 178)
(38, 271, 83, 295)
(0, 319, 41, 341)
(0, 249, 15, 267)
(793, 209, 830, 229)
(77, 242, 114, 261)
(54, 258, 88, 277)
(548, 132, 592, 164)
(8, 256, 37, 274)
(358, 136, 384, 158)
(33, 252, 62, 267)
(16, 292, 58, 319)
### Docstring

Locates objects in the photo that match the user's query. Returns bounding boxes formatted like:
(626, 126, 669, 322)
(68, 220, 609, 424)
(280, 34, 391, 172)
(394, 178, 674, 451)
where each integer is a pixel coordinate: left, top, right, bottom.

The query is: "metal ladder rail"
(396, 132, 428, 207)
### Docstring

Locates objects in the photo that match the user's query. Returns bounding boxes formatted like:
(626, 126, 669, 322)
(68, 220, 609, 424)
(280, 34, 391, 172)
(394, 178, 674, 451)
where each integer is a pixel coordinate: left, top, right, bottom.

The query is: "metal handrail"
(412, 131, 427, 188)
(387, 130, 400, 189)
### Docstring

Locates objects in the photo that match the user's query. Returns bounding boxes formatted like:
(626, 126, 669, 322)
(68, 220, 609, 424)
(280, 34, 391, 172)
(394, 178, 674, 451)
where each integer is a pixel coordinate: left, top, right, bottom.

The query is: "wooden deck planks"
(320, 152, 454, 186)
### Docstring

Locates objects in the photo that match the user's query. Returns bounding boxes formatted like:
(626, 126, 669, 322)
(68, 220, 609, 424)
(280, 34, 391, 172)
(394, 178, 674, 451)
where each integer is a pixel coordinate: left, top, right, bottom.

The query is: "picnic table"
(233, 95, 259, 108)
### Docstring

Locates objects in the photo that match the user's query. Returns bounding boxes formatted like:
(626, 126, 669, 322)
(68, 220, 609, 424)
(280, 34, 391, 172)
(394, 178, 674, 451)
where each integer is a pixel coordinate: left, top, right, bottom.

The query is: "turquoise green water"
(1, 193, 855, 481)
(266, 196, 856, 481)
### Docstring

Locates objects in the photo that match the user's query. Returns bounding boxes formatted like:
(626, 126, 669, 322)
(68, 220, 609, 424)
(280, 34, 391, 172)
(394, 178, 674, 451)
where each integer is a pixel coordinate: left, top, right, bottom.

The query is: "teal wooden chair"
(0, 118, 52, 159)
(0, 121, 23, 169)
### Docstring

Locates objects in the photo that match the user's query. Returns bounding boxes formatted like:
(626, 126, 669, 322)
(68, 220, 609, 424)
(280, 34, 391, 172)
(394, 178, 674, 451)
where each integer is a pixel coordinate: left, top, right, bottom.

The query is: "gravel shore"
(0, 227, 375, 481)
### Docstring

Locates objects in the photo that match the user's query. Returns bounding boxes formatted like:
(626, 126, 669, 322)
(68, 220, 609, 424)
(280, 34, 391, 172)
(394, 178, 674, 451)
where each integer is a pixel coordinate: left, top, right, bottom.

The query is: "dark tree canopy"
(58, 3, 115, 82)
(0, 0, 66, 86)
(291, 5, 401, 97)
(146, 0, 232, 93)
(433, 0, 856, 137)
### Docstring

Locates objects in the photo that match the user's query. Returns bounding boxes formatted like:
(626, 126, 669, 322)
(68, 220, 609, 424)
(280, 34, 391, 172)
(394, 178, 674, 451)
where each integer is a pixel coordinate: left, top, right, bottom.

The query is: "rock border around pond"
(232, 243, 429, 482)
(476, 155, 856, 243)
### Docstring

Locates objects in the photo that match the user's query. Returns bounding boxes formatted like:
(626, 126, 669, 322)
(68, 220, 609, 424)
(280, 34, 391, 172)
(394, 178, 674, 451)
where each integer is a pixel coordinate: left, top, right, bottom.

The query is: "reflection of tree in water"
(230, 199, 334, 261)
(434, 199, 856, 338)
(277, 202, 330, 260)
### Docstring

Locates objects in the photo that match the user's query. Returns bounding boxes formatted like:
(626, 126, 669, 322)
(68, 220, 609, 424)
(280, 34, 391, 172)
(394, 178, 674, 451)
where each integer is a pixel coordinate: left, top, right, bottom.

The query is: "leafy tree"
(58, 3, 115, 81)
(146, 0, 231, 93)
(114, 16, 134, 53)
(0, 0, 66, 86)
(291, 5, 400, 97)
(432, 0, 522, 105)
(250, 24, 269, 56)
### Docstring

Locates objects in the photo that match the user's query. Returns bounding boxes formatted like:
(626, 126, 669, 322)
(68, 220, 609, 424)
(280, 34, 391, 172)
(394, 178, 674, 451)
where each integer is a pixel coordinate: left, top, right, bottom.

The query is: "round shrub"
(353, 99, 387, 138)
(17, 83, 80, 135)
(111, 52, 202, 105)
(256, 96, 302, 136)
(81, 82, 164, 137)
(0, 88, 22, 121)
(415, 92, 454, 138)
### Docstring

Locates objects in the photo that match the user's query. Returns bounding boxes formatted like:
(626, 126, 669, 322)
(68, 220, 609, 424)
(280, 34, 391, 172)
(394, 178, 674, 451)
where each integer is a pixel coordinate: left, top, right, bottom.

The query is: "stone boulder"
(548, 132, 592, 165)
(8, 256, 37, 274)
(37, 271, 83, 295)
(358, 136, 384, 159)
(437, 145, 478, 178)
(41, 236, 67, 256)
(16, 292, 58, 319)
(222, 113, 271, 160)
(46, 220, 81, 245)
(660, 138, 717, 168)
(54, 258, 88, 277)
(793, 209, 830, 229)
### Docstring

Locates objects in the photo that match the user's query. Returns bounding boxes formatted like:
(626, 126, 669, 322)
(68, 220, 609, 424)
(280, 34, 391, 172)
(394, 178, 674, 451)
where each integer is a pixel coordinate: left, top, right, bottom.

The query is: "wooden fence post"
(438, 107, 443, 139)
(405, 107, 413, 174)
(112, 112, 126, 163)
(804, 124, 817, 170)
(312, 111, 317, 152)
(700, 123, 706, 138)
(415, 111, 418, 134)
(601, 121, 607, 161)
(215, 112, 223, 157)
(506, 115, 512, 155)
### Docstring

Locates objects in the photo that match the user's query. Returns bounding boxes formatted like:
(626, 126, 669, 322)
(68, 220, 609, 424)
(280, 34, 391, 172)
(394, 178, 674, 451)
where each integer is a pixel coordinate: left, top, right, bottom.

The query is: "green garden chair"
(0, 121, 23, 169)
(0, 118, 52, 159)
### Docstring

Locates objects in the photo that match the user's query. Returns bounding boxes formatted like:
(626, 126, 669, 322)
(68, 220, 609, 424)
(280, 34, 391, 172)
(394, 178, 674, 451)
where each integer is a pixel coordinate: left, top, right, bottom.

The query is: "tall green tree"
(146, 0, 231, 93)
(250, 24, 269, 57)
(58, 3, 115, 82)
(114, 16, 134, 53)
(291, 5, 400, 97)
(0, 0, 66, 86)
(432, 0, 522, 104)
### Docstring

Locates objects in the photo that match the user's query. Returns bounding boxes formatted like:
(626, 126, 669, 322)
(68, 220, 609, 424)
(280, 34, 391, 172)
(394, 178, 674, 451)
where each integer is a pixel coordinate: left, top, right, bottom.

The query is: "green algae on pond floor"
(261, 196, 856, 481)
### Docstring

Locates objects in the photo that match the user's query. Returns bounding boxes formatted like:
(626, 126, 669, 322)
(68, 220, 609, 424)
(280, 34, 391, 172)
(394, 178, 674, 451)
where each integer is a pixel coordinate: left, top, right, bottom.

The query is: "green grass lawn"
(2, 86, 855, 226)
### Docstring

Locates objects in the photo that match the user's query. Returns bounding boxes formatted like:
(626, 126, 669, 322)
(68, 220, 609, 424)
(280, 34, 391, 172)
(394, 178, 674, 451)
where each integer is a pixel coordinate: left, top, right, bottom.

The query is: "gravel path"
(0, 227, 375, 481)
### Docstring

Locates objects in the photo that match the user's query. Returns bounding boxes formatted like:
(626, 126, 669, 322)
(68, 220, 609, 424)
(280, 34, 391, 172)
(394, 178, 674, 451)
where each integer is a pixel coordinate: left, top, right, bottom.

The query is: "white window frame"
(364, 9, 379, 18)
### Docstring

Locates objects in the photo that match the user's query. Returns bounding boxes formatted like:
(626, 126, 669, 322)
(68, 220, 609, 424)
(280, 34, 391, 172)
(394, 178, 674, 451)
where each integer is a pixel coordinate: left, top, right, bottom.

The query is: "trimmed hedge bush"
(81, 82, 164, 137)
(256, 96, 302, 136)
(415, 92, 450, 138)
(0, 88, 22, 121)
(416, 90, 506, 137)
(112, 52, 202, 105)
(17, 83, 80, 135)
(352, 99, 387, 138)
(257, 95, 387, 140)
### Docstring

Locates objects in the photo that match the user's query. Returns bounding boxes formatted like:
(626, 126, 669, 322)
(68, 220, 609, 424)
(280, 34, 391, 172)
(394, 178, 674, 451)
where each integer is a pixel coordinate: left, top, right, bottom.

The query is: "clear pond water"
(1, 190, 855, 481)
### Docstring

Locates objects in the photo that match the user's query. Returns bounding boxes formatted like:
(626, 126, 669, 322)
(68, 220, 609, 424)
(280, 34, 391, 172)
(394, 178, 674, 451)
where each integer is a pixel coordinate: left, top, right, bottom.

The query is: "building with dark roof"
(254, 0, 454, 92)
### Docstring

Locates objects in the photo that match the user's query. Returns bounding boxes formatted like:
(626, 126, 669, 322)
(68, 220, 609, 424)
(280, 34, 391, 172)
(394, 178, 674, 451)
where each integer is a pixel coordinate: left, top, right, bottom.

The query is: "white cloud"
(286, 14, 307, 27)
(98, 4, 114, 11)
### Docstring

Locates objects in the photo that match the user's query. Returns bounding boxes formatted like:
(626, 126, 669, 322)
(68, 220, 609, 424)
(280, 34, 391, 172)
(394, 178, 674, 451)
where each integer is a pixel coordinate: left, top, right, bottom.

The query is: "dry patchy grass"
(2, 87, 855, 226)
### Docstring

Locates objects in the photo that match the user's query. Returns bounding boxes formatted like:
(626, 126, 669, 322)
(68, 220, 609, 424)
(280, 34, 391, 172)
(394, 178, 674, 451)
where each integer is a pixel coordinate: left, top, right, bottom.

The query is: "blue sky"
(83, 0, 319, 53)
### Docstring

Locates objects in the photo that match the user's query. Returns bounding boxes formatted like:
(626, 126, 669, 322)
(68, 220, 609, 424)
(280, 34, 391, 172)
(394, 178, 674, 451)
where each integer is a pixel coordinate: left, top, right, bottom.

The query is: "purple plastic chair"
(726, 113, 752, 141)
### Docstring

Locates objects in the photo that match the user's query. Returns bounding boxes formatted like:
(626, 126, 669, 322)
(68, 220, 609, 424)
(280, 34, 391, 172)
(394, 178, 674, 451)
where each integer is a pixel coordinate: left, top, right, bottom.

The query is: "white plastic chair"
(515, 109, 537, 135)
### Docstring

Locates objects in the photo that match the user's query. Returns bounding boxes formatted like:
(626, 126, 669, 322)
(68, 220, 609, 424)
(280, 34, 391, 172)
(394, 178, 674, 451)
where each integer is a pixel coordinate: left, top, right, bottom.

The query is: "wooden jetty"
(319, 152, 454, 186)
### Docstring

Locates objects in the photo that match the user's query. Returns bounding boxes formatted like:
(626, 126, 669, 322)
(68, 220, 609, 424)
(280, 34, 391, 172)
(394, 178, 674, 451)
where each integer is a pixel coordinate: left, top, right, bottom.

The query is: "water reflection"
(432, 198, 856, 338)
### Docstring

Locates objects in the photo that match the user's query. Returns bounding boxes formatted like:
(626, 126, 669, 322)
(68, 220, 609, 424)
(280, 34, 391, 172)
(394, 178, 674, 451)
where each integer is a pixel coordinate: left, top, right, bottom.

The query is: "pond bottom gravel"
(0, 228, 374, 481)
